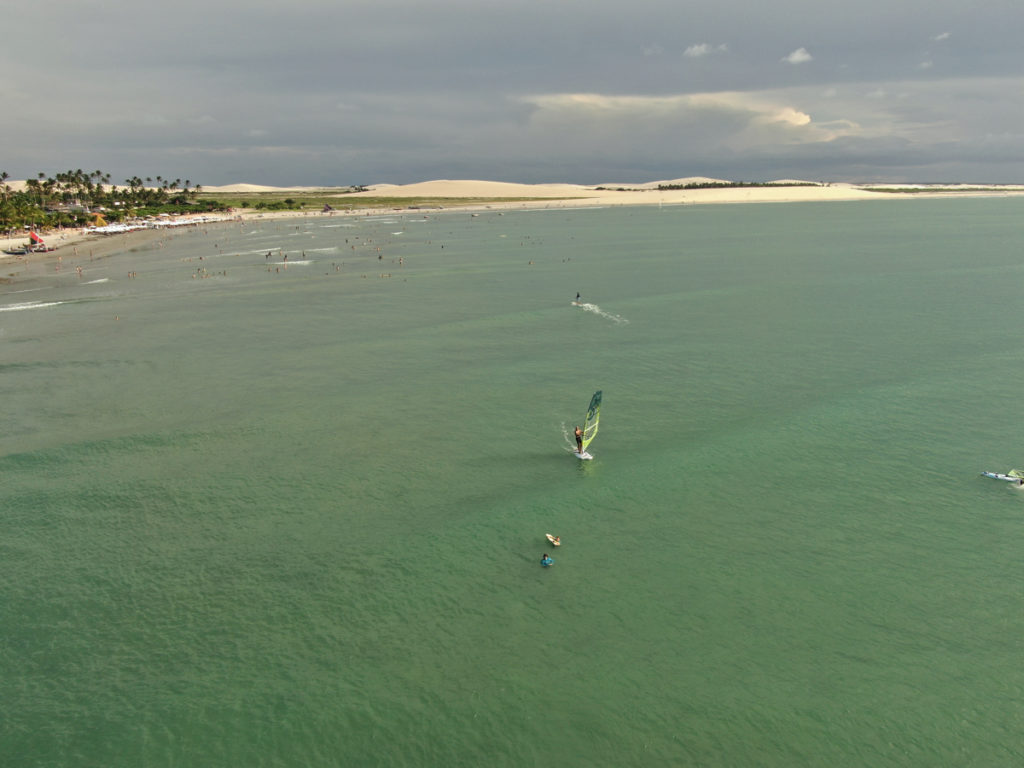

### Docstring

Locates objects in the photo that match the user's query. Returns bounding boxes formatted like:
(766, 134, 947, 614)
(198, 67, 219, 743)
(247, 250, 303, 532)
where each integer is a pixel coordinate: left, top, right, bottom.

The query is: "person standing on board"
(574, 425, 583, 454)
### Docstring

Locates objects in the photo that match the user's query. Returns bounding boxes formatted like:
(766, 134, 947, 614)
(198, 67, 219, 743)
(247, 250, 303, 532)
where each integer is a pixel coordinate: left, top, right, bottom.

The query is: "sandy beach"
(5, 177, 1024, 270)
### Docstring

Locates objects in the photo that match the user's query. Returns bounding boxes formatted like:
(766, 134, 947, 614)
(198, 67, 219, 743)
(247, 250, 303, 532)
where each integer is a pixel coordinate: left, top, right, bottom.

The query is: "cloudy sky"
(4, 0, 1024, 186)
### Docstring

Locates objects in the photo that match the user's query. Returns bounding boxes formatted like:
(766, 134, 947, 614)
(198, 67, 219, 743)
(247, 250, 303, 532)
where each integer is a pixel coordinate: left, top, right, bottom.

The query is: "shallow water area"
(2, 200, 1024, 766)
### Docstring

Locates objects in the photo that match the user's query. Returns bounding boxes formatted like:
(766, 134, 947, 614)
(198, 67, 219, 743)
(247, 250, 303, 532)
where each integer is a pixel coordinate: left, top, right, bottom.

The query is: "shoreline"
(5, 180, 1024, 274)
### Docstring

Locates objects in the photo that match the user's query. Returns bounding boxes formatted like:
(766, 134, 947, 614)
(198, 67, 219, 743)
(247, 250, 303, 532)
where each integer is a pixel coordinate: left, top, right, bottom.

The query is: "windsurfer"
(574, 425, 583, 454)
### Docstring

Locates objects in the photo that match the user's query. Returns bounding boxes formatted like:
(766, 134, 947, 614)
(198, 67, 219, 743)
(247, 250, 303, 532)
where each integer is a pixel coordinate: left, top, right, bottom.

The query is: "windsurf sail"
(29, 231, 44, 244)
(580, 390, 602, 452)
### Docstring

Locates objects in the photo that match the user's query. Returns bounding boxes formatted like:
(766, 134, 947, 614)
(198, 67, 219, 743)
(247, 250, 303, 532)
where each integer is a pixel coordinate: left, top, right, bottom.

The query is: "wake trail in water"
(573, 301, 628, 324)
(559, 422, 579, 454)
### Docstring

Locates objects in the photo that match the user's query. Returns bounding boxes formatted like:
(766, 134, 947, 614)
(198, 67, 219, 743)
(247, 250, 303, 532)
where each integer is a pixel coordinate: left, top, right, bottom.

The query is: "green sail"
(581, 390, 602, 451)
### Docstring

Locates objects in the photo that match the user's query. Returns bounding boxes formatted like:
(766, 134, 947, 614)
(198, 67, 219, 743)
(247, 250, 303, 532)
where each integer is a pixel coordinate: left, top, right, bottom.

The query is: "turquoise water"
(2, 199, 1024, 766)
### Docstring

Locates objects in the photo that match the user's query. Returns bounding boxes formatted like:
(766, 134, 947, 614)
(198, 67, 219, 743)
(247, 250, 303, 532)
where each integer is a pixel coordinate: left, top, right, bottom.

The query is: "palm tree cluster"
(1, 168, 217, 236)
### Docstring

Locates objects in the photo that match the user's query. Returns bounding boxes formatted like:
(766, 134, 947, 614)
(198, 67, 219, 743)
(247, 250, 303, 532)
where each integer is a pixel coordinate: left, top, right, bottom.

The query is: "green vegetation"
(194, 190, 558, 212)
(656, 181, 822, 191)
(1, 168, 227, 236)
(0, 167, 565, 242)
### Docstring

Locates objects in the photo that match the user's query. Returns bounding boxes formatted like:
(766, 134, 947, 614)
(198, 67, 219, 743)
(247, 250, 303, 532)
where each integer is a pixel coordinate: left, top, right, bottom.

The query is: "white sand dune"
(199, 183, 331, 193)
(342, 178, 886, 208)
(351, 180, 596, 198)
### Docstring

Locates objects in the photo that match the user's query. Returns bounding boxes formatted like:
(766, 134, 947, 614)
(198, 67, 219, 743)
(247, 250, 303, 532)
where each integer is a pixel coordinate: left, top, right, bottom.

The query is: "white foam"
(574, 301, 629, 324)
(84, 278, 109, 284)
(0, 301, 64, 312)
(6, 287, 47, 295)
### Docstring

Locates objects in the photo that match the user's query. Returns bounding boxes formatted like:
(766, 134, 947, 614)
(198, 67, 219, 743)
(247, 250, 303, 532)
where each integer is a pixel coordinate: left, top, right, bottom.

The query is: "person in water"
(541, 554, 553, 567)
(574, 425, 583, 454)
(576, 292, 581, 302)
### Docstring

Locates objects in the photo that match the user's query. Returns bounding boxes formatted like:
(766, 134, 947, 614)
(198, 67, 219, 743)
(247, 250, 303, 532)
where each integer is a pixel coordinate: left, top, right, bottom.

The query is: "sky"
(4, 0, 1024, 187)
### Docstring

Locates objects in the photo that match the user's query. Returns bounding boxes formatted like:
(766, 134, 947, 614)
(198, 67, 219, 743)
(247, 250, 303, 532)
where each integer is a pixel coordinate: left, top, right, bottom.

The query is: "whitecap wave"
(0, 301, 64, 312)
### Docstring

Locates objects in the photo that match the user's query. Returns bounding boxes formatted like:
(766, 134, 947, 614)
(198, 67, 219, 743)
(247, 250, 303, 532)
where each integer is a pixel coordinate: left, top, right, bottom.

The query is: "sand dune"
(351, 179, 597, 198)
(342, 178, 885, 208)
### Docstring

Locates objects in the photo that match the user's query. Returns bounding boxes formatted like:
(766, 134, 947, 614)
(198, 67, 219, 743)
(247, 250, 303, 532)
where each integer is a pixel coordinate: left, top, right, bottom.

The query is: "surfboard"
(981, 471, 1023, 483)
(546, 533, 561, 546)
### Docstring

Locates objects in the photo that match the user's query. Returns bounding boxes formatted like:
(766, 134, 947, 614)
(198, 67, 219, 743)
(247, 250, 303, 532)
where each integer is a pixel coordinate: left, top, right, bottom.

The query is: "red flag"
(29, 231, 44, 244)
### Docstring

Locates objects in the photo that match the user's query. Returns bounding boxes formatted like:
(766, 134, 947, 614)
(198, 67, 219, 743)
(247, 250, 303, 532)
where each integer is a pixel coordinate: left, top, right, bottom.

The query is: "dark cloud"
(4, 0, 1024, 184)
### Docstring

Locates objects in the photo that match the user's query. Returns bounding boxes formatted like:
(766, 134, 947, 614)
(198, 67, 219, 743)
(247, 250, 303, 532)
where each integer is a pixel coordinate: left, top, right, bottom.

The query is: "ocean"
(2, 198, 1023, 766)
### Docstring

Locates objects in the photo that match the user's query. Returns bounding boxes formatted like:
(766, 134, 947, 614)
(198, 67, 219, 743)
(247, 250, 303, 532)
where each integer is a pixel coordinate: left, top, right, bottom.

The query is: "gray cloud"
(3, 0, 1024, 185)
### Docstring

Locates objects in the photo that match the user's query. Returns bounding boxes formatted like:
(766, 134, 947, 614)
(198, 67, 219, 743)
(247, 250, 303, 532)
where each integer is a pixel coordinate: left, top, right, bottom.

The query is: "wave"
(0, 301, 64, 312)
